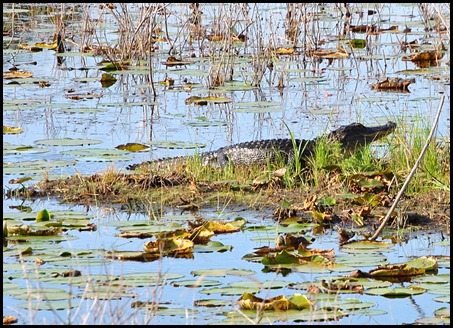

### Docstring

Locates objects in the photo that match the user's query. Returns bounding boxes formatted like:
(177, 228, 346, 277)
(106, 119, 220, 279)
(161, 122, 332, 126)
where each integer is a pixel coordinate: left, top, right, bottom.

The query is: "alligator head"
(328, 121, 397, 152)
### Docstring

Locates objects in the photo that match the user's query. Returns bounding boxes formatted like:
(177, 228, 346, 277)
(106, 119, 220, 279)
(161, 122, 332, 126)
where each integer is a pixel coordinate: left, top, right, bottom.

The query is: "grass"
(388, 120, 450, 195)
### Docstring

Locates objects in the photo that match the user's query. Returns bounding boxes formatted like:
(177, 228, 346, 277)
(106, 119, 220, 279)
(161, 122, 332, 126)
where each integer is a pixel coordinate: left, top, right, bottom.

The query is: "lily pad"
(365, 286, 426, 297)
(62, 147, 134, 161)
(9, 287, 76, 301)
(3, 159, 77, 175)
(340, 240, 394, 251)
(191, 268, 255, 277)
(171, 279, 222, 288)
(35, 138, 103, 146)
(200, 286, 260, 296)
(149, 140, 205, 149)
(3, 144, 50, 155)
(193, 298, 232, 307)
(17, 300, 80, 311)
(80, 289, 138, 300)
(185, 121, 228, 127)
(194, 241, 233, 253)
(154, 308, 200, 316)
(59, 107, 109, 113)
(229, 280, 288, 290)
(6, 235, 79, 242)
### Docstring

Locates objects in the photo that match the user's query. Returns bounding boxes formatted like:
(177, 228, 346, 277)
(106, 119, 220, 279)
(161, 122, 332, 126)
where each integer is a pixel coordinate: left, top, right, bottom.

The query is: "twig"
(370, 93, 445, 241)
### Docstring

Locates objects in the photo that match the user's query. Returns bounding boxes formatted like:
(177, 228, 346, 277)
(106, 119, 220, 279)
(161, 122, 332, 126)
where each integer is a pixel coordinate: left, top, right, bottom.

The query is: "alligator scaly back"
(126, 138, 314, 171)
(126, 121, 397, 171)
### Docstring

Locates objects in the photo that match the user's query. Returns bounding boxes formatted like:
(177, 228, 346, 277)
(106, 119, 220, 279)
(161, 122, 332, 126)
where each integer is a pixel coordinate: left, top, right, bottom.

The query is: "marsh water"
(3, 3, 450, 325)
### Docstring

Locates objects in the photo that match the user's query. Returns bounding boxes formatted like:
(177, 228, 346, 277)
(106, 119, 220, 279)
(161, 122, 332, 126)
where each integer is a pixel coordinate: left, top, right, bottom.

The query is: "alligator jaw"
(330, 121, 397, 152)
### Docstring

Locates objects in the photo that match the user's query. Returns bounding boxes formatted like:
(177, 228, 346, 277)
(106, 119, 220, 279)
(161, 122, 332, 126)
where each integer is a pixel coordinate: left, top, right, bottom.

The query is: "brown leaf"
(402, 50, 444, 62)
(163, 56, 194, 66)
(64, 92, 103, 100)
(357, 206, 371, 217)
(350, 24, 377, 33)
(311, 49, 349, 59)
(371, 77, 414, 91)
(237, 292, 292, 311)
(3, 315, 18, 325)
(3, 71, 33, 79)
(303, 195, 317, 211)
(321, 279, 365, 293)
(273, 167, 287, 177)
(275, 47, 296, 55)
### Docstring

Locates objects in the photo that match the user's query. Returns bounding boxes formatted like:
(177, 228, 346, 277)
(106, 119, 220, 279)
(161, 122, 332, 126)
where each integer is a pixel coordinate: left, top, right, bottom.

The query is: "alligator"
(126, 121, 397, 171)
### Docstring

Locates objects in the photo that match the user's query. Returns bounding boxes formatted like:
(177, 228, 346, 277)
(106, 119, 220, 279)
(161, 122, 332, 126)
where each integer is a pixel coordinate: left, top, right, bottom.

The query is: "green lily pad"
(194, 241, 233, 253)
(409, 283, 450, 295)
(200, 285, 260, 296)
(165, 69, 207, 76)
(3, 143, 50, 155)
(9, 287, 76, 301)
(80, 289, 138, 300)
(61, 148, 125, 157)
(149, 140, 205, 149)
(3, 159, 77, 175)
(58, 107, 109, 113)
(275, 223, 316, 233)
(323, 298, 375, 311)
(185, 121, 228, 127)
(229, 280, 288, 290)
(404, 256, 439, 271)
(335, 252, 389, 267)
(35, 138, 102, 146)
(433, 295, 451, 303)
(6, 235, 79, 242)
(50, 210, 95, 220)
(340, 240, 394, 251)
(154, 308, 200, 316)
(17, 300, 80, 310)
(3, 99, 44, 110)
(290, 76, 329, 83)
(234, 106, 284, 113)
(193, 298, 232, 307)
(171, 279, 222, 288)
(191, 268, 255, 277)
(235, 101, 282, 108)
(414, 317, 450, 325)
(365, 286, 426, 297)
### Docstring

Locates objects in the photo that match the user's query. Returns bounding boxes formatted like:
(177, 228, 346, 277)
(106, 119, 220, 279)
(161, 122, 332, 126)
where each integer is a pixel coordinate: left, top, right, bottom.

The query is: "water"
(3, 202, 449, 325)
(3, 3, 450, 325)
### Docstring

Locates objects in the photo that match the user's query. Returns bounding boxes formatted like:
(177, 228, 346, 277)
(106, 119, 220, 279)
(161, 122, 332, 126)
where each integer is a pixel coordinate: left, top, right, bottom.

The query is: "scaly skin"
(127, 121, 397, 171)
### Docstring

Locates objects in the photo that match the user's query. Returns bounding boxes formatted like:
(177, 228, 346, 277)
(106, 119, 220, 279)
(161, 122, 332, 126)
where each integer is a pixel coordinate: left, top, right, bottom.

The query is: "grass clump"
(388, 121, 450, 196)
(307, 137, 343, 188)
